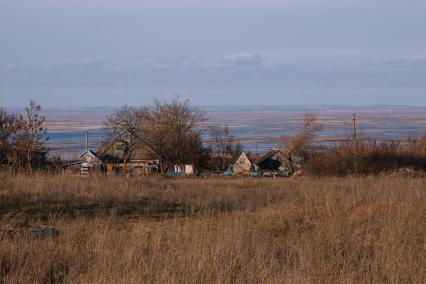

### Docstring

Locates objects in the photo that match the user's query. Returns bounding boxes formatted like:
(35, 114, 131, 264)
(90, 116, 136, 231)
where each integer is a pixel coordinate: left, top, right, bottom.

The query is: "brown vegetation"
(0, 174, 425, 283)
(0, 101, 48, 172)
(103, 98, 208, 170)
(305, 137, 426, 176)
(208, 125, 243, 170)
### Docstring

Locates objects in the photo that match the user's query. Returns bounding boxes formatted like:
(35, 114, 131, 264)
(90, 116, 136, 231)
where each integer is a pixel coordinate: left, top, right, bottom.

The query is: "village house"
(254, 148, 305, 176)
(97, 130, 161, 176)
(254, 149, 289, 176)
(228, 151, 252, 175)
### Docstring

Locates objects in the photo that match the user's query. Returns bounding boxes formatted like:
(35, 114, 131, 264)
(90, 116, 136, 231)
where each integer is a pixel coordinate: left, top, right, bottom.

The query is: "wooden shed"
(80, 150, 105, 175)
(63, 149, 105, 176)
(80, 149, 103, 165)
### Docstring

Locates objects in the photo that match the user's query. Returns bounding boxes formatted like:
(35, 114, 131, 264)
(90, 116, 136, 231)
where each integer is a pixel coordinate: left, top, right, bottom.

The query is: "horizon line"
(3, 104, 426, 110)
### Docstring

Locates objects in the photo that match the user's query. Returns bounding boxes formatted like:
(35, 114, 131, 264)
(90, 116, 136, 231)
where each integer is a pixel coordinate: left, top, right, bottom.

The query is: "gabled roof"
(80, 149, 98, 159)
(97, 130, 158, 161)
(255, 149, 285, 166)
(232, 151, 251, 165)
(80, 149, 103, 163)
(98, 130, 155, 155)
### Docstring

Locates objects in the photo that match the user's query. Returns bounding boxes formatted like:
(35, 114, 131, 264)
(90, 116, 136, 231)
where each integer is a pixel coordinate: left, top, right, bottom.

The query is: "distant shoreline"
(5, 105, 426, 113)
(37, 106, 426, 159)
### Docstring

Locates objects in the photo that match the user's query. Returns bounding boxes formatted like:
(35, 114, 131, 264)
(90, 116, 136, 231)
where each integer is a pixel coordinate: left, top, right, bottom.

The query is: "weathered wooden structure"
(255, 149, 285, 170)
(97, 131, 160, 176)
(254, 148, 304, 176)
(62, 149, 105, 176)
(79, 149, 104, 176)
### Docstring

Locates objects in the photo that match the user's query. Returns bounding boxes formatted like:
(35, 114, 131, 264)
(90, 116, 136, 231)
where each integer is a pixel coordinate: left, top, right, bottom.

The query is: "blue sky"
(1, 0, 425, 107)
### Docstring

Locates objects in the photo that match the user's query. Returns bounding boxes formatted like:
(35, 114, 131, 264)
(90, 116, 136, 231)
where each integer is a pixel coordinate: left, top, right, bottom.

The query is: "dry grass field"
(0, 174, 425, 283)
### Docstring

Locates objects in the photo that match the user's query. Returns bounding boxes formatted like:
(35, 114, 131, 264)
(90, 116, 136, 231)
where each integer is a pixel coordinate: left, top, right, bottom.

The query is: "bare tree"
(209, 126, 231, 169)
(141, 98, 207, 169)
(280, 113, 322, 174)
(420, 134, 426, 156)
(208, 125, 244, 169)
(0, 107, 18, 166)
(104, 105, 147, 162)
(10, 100, 48, 173)
(103, 98, 209, 171)
(105, 105, 145, 137)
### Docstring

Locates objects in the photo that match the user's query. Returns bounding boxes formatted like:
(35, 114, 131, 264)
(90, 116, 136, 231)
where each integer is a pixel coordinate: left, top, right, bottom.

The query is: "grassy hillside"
(0, 174, 425, 283)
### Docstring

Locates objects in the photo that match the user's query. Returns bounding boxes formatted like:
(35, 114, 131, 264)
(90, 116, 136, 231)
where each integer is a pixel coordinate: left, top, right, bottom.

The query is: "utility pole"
(353, 113, 357, 140)
(353, 113, 358, 174)
(85, 130, 89, 150)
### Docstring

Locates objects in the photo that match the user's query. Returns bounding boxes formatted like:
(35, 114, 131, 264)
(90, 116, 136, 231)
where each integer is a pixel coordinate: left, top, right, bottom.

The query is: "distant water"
(47, 129, 108, 146)
(29, 105, 426, 160)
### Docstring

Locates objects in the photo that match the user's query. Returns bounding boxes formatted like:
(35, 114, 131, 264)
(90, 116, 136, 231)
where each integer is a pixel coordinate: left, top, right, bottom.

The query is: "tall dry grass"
(304, 138, 426, 176)
(0, 173, 425, 283)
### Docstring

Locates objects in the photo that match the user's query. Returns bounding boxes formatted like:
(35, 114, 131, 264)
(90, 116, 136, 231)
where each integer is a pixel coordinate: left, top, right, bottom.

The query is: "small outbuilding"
(63, 149, 105, 176)
(80, 149, 103, 165)
(229, 152, 252, 174)
(79, 149, 105, 175)
(172, 164, 194, 176)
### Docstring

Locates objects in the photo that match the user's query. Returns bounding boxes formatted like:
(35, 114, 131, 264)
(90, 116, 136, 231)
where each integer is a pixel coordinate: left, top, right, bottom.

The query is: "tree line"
(0, 98, 244, 173)
(3, 98, 426, 175)
(104, 100, 426, 176)
(103, 98, 243, 171)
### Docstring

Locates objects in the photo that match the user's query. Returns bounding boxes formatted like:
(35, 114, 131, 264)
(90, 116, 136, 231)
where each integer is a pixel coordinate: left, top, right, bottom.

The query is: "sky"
(0, 0, 425, 107)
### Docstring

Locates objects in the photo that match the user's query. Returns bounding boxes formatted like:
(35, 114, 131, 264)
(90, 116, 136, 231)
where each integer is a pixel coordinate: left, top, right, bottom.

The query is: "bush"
(304, 142, 426, 176)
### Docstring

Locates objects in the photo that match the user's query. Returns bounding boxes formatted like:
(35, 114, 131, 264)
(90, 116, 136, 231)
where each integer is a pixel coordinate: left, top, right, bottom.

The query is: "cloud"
(150, 56, 199, 70)
(2, 52, 425, 107)
(0, 63, 21, 72)
(412, 53, 426, 62)
(125, 53, 264, 71)
(79, 59, 112, 67)
(218, 53, 263, 68)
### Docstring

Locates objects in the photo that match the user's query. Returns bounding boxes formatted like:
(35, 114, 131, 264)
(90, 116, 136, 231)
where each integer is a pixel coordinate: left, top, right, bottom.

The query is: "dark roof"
(63, 161, 83, 167)
(255, 149, 283, 166)
(97, 130, 158, 162)
(97, 130, 130, 157)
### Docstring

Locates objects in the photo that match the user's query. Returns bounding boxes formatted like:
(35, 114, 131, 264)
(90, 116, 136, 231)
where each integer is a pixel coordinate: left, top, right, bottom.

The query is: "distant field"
(0, 174, 425, 283)
(39, 106, 426, 159)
